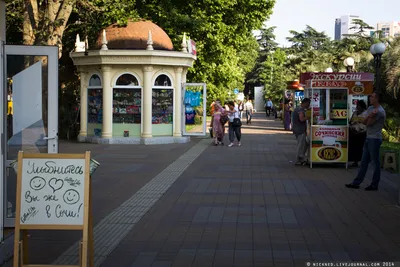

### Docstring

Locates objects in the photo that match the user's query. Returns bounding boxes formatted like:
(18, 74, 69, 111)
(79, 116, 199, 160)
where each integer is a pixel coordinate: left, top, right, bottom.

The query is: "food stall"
(300, 72, 374, 168)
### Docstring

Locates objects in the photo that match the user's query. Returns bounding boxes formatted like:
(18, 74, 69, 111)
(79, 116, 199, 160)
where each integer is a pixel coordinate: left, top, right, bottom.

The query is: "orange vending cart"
(300, 72, 374, 168)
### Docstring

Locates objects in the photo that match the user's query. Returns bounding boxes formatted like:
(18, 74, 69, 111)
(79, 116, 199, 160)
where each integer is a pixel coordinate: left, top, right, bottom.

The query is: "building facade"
(376, 21, 400, 38)
(334, 18, 342, 40)
(70, 20, 197, 145)
(334, 15, 375, 40)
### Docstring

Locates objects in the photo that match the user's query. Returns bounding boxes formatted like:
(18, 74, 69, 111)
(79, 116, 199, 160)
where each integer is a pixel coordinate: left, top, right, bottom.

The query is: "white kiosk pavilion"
(70, 20, 198, 144)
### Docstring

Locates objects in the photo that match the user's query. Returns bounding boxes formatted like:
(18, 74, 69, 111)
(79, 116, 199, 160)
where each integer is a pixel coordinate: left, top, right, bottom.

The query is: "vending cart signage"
(305, 80, 373, 94)
(300, 72, 374, 82)
(331, 109, 347, 119)
(311, 126, 348, 163)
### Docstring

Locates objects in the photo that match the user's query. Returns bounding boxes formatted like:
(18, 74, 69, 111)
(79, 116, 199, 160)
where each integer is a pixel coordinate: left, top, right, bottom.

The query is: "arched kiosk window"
(87, 74, 103, 136)
(152, 74, 173, 136)
(113, 73, 142, 137)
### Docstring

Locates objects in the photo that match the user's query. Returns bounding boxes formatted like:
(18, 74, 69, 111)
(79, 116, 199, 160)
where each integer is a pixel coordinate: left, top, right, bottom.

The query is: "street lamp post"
(370, 43, 386, 92)
(343, 57, 355, 73)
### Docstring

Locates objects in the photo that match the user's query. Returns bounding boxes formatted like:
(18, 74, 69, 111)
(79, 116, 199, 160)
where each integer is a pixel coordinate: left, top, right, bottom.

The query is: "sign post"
(13, 151, 93, 267)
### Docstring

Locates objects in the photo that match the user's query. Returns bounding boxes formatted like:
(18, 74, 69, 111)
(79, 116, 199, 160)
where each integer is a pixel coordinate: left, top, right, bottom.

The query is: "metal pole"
(374, 54, 382, 93)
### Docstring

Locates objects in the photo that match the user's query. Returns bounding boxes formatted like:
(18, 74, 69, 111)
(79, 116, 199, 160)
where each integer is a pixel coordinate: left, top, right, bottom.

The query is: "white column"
(182, 69, 188, 83)
(142, 66, 153, 138)
(101, 66, 113, 138)
(174, 67, 183, 137)
(79, 70, 88, 137)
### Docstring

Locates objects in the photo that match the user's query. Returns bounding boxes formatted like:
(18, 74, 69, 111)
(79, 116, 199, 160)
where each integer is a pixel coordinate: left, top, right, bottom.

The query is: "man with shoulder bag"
(227, 101, 242, 147)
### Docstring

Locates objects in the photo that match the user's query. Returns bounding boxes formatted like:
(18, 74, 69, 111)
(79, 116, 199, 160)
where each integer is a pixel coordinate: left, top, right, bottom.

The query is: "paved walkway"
(3, 113, 400, 267)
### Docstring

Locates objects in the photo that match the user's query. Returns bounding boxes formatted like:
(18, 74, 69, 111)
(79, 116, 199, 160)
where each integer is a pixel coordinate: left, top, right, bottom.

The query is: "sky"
(266, 0, 400, 47)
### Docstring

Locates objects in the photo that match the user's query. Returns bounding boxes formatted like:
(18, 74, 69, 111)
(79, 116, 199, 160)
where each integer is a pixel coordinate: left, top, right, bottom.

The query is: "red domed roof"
(97, 20, 173, 50)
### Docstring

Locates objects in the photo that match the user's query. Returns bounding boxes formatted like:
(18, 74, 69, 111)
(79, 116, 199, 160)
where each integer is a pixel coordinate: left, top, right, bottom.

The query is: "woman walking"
(211, 100, 227, 146)
(227, 101, 242, 147)
(348, 100, 367, 167)
(283, 98, 291, 130)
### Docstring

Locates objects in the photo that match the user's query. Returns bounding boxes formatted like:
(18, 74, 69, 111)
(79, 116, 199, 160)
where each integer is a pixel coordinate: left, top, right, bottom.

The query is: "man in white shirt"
(245, 100, 253, 124)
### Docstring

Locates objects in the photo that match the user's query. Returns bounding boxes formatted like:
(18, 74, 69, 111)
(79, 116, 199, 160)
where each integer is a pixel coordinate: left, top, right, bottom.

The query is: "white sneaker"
(228, 143, 234, 147)
(238, 142, 241, 147)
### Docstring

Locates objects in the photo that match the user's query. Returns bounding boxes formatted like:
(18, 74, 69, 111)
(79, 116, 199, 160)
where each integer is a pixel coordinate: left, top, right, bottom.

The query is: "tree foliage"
(135, 0, 276, 102)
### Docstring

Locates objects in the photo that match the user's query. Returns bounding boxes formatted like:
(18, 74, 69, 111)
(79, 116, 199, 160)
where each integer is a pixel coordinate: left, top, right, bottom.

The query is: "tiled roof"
(97, 20, 173, 50)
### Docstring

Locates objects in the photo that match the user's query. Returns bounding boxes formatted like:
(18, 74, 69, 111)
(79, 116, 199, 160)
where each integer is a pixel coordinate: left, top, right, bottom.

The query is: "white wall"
(254, 86, 264, 112)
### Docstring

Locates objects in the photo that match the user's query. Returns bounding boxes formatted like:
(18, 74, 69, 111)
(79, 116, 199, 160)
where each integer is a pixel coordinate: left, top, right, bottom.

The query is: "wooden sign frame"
(13, 151, 94, 267)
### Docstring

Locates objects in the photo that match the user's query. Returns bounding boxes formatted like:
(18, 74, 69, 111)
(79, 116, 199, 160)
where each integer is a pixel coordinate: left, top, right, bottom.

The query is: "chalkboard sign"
(14, 151, 93, 267)
(19, 158, 86, 225)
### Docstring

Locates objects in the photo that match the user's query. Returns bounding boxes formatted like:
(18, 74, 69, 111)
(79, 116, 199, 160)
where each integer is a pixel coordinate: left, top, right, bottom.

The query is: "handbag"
(232, 118, 242, 127)
(220, 114, 229, 125)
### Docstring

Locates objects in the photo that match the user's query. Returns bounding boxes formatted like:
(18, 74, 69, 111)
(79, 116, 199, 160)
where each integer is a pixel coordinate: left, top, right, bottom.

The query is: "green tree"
(285, 26, 332, 76)
(136, 0, 276, 102)
(262, 48, 287, 104)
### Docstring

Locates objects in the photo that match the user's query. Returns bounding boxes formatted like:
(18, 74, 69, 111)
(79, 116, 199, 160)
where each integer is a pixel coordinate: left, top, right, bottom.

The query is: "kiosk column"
(79, 70, 88, 137)
(101, 66, 113, 138)
(142, 66, 153, 138)
(174, 67, 183, 137)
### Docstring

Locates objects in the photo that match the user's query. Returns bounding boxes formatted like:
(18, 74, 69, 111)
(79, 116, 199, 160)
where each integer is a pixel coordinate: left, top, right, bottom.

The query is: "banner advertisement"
(311, 126, 348, 163)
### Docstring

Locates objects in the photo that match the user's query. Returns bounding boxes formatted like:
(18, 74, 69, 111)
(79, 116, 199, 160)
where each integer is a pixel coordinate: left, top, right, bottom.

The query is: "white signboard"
(19, 158, 86, 225)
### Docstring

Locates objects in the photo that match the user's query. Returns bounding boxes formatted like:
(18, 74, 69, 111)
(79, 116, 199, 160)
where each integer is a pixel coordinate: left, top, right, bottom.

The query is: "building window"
(116, 73, 139, 86)
(152, 74, 173, 125)
(89, 74, 102, 87)
(152, 89, 173, 124)
(113, 74, 141, 124)
(154, 74, 172, 87)
(87, 74, 103, 136)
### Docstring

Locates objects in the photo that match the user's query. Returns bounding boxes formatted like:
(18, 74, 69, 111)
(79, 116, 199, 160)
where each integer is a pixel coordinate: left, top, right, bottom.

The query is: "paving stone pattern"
(1, 140, 198, 266)
(100, 114, 400, 267)
(53, 138, 210, 266)
(3, 114, 400, 267)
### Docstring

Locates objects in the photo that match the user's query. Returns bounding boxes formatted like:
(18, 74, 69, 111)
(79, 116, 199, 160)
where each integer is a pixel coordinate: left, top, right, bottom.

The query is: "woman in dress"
(211, 100, 227, 146)
(348, 100, 367, 167)
(283, 98, 291, 130)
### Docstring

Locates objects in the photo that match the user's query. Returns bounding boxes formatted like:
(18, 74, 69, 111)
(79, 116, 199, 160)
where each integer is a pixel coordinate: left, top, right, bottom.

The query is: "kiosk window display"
(112, 73, 141, 137)
(300, 72, 374, 168)
(152, 74, 173, 136)
(87, 74, 103, 137)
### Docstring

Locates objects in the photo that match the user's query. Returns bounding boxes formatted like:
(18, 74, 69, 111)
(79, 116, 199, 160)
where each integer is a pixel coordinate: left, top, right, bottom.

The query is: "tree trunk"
(21, 0, 76, 136)
(23, 0, 76, 57)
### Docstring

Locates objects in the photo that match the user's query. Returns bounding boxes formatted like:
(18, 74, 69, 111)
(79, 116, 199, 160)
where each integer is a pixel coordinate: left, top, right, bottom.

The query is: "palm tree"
(383, 37, 400, 98)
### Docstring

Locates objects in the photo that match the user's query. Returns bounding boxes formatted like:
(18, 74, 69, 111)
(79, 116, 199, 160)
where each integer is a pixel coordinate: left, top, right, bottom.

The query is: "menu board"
(311, 125, 348, 163)
(19, 158, 86, 225)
